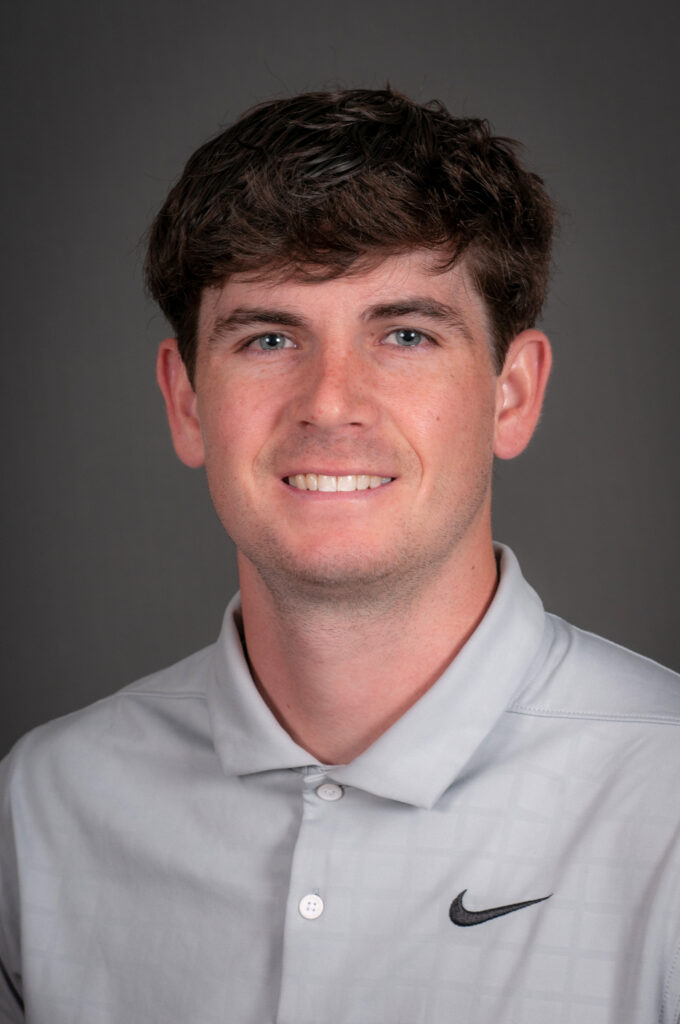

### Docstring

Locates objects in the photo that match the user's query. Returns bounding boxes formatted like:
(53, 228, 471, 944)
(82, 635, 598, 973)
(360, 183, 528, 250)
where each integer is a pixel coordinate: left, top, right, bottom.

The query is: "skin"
(157, 251, 551, 763)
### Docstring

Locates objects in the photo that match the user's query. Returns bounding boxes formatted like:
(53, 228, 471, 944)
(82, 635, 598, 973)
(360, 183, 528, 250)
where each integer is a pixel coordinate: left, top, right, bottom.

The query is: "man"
(1, 89, 679, 1023)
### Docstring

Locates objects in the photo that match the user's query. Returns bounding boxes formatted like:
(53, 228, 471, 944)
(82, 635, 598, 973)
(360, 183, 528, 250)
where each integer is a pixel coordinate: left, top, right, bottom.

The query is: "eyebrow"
(207, 308, 308, 346)
(361, 299, 474, 340)
(207, 297, 474, 345)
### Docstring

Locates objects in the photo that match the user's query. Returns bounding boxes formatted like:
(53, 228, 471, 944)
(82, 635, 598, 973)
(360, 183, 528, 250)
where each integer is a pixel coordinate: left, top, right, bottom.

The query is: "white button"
(299, 893, 324, 919)
(315, 782, 344, 801)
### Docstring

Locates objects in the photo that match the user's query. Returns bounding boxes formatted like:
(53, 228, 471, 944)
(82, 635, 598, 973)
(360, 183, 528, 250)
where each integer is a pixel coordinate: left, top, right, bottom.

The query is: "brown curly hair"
(145, 88, 555, 383)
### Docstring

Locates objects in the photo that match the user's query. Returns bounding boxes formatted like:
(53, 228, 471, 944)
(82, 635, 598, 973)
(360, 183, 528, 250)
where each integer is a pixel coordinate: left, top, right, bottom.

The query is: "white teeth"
(286, 474, 392, 492)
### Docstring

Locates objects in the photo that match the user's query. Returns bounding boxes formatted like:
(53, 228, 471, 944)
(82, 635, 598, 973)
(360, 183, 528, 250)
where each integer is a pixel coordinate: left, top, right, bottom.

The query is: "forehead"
(197, 250, 490, 338)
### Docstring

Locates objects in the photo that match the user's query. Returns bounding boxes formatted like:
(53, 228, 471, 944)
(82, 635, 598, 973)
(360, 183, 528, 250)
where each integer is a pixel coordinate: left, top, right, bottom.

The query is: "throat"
(246, 614, 444, 764)
(236, 543, 499, 764)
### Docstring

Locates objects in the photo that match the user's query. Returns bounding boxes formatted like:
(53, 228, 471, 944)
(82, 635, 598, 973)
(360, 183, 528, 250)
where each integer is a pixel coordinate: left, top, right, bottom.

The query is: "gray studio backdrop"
(2, 0, 678, 756)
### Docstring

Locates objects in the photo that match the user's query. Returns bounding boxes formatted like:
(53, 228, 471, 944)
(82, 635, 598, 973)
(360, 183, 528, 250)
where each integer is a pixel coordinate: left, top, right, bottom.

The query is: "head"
(145, 87, 555, 384)
(151, 90, 554, 610)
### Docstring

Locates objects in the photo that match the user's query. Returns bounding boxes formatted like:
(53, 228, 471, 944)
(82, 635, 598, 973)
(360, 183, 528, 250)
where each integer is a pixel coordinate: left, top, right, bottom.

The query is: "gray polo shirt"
(2, 547, 680, 1023)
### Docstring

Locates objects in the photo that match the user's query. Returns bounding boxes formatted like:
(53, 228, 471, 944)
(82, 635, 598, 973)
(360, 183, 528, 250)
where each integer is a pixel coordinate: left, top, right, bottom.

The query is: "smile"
(285, 474, 393, 492)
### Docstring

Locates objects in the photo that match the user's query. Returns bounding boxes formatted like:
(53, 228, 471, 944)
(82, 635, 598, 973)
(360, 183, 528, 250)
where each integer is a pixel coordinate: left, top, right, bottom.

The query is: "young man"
(1, 89, 679, 1023)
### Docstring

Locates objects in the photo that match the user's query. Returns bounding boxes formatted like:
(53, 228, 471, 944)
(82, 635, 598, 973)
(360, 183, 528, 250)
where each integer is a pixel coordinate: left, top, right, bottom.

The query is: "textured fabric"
(2, 546, 680, 1023)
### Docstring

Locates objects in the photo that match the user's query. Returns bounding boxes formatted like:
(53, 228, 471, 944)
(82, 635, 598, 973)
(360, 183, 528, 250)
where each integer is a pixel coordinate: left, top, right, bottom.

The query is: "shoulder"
(1, 642, 217, 804)
(511, 614, 680, 725)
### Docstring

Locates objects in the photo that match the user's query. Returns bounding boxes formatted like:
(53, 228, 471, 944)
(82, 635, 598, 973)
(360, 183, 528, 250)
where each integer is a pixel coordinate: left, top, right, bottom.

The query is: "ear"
(156, 339, 205, 468)
(493, 330, 552, 460)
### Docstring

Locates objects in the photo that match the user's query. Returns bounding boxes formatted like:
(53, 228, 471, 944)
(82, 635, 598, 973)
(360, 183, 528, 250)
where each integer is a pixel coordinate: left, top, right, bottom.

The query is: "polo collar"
(207, 545, 550, 808)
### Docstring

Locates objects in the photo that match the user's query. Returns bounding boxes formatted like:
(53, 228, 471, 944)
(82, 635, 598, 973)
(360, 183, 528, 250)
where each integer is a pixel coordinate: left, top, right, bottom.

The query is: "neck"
(237, 540, 499, 764)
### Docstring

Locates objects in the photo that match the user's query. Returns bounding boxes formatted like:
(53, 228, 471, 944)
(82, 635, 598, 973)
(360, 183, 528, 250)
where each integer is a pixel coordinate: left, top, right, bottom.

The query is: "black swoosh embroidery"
(449, 888, 552, 926)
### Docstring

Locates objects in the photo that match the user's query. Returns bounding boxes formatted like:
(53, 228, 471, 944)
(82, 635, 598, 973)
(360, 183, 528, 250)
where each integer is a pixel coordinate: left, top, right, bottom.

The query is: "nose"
(294, 342, 378, 431)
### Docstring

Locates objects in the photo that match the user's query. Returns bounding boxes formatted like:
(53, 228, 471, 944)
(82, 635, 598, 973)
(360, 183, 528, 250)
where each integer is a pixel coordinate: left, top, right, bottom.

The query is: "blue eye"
(252, 332, 293, 351)
(388, 328, 426, 347)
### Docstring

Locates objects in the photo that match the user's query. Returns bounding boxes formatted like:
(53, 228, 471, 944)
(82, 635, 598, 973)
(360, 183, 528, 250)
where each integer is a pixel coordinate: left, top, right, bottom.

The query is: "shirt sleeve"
(662, 941, 680, 1024)
(0, 960, 24, 1023)
(0, 750, 25, 1022)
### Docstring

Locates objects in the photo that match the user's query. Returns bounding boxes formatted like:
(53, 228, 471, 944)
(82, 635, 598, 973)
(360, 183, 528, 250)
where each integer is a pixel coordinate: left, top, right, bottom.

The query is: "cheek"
(408, 372, 497, 461)
(197, 377, 276, 464)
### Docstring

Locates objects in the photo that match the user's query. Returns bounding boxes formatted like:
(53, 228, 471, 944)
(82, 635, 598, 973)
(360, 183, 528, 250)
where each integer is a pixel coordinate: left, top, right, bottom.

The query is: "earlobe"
(493, 330, 552, 460)
(156, 339, 206, 468)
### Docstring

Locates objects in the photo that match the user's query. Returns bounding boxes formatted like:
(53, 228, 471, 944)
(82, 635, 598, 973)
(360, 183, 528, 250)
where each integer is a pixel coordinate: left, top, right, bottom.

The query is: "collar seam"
(508, 705, 680, 725)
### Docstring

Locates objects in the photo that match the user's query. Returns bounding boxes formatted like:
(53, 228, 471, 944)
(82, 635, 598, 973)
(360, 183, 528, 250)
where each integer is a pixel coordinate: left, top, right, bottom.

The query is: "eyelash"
(244, 332, 295, 352)
(383, 328, 435, 348)
(242, 327, 437, 352)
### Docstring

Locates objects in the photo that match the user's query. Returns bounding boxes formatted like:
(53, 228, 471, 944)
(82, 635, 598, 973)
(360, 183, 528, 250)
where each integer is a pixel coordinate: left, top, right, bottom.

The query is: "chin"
(268, 552, 392, 589)
(246, 542, 440, 611)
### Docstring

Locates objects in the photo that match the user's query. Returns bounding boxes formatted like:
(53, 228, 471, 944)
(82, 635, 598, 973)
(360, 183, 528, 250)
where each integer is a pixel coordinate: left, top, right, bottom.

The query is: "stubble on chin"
(238, 497, 489, 620)
(245, 550, 415, 617)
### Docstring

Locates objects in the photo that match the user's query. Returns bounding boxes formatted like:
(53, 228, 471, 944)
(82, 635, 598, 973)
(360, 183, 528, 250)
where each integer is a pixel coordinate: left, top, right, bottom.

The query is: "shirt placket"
(275, 766, 352, 1024)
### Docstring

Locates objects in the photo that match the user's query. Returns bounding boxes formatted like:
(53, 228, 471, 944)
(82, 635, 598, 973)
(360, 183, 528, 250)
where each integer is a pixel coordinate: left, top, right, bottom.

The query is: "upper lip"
(282, 470, 395, 478)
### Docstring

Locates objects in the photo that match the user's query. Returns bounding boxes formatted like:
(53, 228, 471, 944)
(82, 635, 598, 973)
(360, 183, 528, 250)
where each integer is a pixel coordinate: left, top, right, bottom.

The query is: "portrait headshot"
(1, 1, 678, 1021)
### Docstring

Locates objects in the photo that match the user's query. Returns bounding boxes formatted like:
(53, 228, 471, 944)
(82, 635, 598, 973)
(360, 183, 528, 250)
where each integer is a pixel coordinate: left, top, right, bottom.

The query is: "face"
(159, 251, 550, 606)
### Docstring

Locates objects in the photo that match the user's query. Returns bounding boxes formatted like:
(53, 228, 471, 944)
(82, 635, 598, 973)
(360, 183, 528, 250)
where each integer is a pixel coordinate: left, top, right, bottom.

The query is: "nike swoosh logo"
(449, 888, 552, 926)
